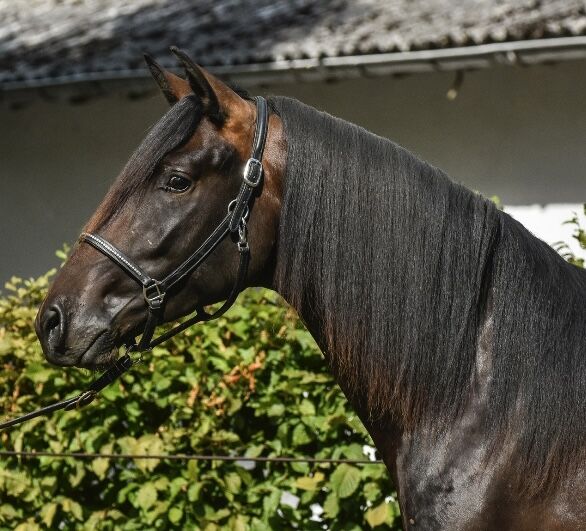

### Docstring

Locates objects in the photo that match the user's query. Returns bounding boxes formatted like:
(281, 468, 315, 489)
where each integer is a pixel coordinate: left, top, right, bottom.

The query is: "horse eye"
(165, 174, 191, 193)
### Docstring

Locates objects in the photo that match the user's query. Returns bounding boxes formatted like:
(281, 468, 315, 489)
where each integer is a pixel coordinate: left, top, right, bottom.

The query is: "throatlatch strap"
(136, 310, 162, 351)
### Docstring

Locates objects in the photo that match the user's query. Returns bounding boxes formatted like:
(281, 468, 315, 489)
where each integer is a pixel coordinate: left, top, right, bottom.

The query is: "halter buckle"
(143, 281, 165, 309)
(243, 158, 263, 188)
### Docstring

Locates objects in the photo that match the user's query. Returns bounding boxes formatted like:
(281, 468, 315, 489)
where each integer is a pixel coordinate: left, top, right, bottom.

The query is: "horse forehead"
(198, 96, 256, 158)
(176, 119, 216, 152)
(172, 110, 255, 164)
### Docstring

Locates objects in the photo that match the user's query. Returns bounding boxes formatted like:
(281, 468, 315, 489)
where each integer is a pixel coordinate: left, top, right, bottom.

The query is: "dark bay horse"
(35, 50, 586, 529)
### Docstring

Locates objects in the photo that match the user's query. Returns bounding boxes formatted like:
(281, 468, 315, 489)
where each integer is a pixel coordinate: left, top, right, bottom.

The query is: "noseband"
(0, 96, 268, 429)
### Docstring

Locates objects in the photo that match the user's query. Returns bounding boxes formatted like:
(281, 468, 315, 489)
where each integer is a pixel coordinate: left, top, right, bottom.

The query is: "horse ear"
(143, 53, 192, 105)
(170, 47, 226, 124)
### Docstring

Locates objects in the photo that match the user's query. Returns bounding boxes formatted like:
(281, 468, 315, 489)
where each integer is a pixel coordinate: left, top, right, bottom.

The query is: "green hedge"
(0, 274, 399, 530)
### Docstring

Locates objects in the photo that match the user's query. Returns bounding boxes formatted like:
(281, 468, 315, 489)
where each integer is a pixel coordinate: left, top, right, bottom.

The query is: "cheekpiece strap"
(229, 96, 268, 232)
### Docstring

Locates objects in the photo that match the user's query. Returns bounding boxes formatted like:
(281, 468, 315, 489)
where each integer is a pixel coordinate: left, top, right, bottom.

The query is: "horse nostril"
(45, 308, 59, 333)
(42, 305, 65, 351)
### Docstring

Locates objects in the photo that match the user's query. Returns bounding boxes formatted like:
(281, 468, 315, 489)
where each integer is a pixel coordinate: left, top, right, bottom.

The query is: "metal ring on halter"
(228, 199, 249, 221)
(142, 280, 165, 309)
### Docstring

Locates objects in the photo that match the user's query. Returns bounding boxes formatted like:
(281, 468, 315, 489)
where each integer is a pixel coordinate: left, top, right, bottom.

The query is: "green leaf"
(23, 362, 52, 383)
(225, 472, 242, 494)
(267, 403, 285, 417)
(298, 399, 316, 416)
(295, 472, 324, 491)
(0, 504, 20, 520)
(291, 423, 311, 446)
(289, 461, 309, 474)
(342, 443, 366, 460)
(91, 457, 109, 480)
(187, 482, 204, 502)
(363, 481, 382, 501)
(262, 489, 281, 517)
(230, 514, 247, 531)
(40, 503, 58, 527)
(155, 376, 172, 391)
(330, 464, 361, 499)
(365, 501, 390, 528)
(323, 491, 339, 518)
(169, 506, 183, 524)
(61, 498, 83, 521)
(205, 508, 231, 522)
(14, 520, 41, 531)
(244, 444, 264, 458)
(136, 483, 158, 511)
(133, 434, 165, 472)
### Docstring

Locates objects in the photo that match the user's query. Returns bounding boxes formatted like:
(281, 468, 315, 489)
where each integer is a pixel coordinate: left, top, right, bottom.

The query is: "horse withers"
(35, 50, 586, 530)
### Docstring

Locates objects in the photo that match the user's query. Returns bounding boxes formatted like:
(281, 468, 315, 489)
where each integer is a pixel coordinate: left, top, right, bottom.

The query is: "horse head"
(35, 49, 284, 369)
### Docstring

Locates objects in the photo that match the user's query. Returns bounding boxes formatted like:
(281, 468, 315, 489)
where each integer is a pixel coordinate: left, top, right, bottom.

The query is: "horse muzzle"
(36, 299, 118, 369)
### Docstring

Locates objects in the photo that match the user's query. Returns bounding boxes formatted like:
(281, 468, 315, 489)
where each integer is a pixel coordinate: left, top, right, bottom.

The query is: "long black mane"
(270, 96, 586, 494)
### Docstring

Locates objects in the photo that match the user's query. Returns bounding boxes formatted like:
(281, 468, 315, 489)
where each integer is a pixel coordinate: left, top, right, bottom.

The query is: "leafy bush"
(0, 273, 399, 530)
(555, 204, 586, 267)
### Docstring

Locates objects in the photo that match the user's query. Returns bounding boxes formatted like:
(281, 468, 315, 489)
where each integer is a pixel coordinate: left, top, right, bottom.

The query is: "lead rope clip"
(238, 219, 249, 253)
(75, 390, 97, 409)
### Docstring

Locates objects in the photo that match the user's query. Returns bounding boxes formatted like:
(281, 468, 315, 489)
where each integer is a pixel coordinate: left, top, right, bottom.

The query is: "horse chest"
(392, 425, 586, 531)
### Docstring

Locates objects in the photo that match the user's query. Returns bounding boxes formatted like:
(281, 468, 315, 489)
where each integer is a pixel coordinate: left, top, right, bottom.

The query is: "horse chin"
(76, 331, 119, 371)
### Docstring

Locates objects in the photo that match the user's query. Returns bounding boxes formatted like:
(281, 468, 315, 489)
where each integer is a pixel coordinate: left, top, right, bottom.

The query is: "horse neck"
(269, 96, 501, 432)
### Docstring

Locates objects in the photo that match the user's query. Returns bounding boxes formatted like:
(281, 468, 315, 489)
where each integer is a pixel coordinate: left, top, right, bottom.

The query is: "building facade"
(1, 0, 585, 281)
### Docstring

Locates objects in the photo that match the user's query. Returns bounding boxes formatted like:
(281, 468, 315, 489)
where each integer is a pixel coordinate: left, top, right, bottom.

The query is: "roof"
(2, 0, 586, 90)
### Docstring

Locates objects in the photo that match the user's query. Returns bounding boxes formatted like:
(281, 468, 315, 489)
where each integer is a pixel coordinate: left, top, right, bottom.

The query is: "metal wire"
(0, 450, 382, 465)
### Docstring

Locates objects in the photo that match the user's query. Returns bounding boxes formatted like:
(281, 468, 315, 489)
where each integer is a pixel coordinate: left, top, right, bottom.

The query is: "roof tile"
(1, 0, 586, 84)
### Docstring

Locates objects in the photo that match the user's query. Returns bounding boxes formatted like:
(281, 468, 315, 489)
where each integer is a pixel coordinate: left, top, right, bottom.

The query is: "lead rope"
(0, 194, 251, 430)
(0, 97, 267, 430)
(0, 224, 251, 431)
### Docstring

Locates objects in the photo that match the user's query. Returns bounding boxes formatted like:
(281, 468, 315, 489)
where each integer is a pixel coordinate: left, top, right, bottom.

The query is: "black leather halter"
(83, 96, 268, 352)
(0, 96, 269, 430)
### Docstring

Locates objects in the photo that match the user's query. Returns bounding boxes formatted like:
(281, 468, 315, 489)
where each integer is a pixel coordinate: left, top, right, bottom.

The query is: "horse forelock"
(270, 95, 586, 496)
(86, 95, 203, 231)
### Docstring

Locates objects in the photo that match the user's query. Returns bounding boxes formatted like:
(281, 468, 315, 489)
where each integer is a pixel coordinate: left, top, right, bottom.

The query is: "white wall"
(1, 60, 585, 282)
(268, 61, 586, 205)
(505, 204, 584, 256)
